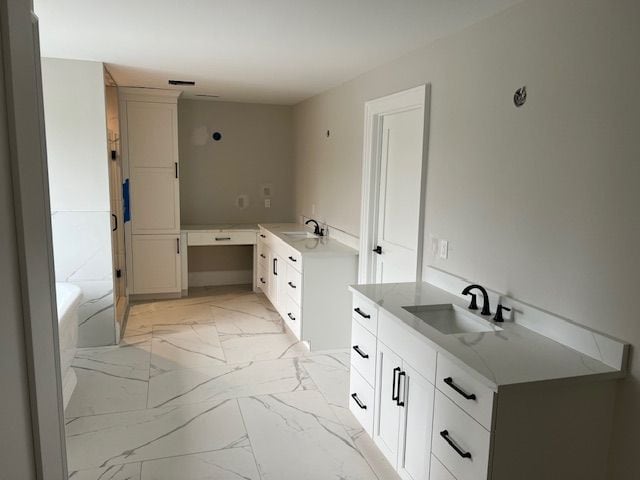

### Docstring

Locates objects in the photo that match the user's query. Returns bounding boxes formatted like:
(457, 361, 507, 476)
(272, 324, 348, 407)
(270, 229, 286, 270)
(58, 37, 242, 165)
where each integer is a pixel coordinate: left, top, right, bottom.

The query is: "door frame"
(358, 84, 431, 284)
(1, 1, 68, 477)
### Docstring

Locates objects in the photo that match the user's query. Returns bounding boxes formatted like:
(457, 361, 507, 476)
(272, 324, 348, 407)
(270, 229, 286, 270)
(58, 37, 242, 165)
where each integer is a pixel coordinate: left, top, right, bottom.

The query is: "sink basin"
(402, 304, 502, 335)
(281, 231, 318, 239)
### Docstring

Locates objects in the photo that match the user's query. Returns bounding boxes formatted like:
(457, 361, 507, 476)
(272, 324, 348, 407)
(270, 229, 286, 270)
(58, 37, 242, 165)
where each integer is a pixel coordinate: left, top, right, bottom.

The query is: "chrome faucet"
(305, 219, 324, 236)
(462, 284, 491, 316)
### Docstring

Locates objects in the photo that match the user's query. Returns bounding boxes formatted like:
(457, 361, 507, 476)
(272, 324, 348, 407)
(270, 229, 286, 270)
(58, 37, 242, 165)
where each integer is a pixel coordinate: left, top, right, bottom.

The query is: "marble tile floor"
(65, 284, 400, 480)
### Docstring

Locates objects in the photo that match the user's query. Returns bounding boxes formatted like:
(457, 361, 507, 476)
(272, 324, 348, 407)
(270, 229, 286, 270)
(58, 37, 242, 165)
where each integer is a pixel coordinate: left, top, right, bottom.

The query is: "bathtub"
(56, 282, 82, 410)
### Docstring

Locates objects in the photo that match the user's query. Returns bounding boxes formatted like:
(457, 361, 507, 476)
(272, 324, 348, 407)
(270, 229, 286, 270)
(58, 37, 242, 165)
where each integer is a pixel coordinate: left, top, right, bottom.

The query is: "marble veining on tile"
(65, 286, 395, 479)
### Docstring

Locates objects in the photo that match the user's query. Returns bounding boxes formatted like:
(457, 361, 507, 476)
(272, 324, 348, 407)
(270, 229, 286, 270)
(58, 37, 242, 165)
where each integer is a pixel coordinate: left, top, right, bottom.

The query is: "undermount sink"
(402, 304, 502, 335)
(281, 231, 318, 239)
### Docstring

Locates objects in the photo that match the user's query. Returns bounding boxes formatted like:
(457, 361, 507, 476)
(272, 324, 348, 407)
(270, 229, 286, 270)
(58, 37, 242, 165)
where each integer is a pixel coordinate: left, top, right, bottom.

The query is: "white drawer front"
(187, 231, 257, 246)
(286, 265, 302, 305)
(285, 249, 301, 271)
(430, 455, 457, 480)
(436, 354, 495, 430)
(284, 295, 301, 339)
(350, 319, 376, 387)
(349, 369, 375, 436)
(432, 391, 490, 480)
(378, 310, 436, 383)
(352, 294, 379, 334)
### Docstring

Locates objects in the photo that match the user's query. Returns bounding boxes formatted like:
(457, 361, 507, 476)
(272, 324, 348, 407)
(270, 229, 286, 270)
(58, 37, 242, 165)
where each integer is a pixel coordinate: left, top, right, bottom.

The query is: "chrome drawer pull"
(443, 377, 477, 400)
(351, 393, 367, 410)
(440, 430, 472, 459)
(354, 307, 370, 319)
(352, 345, 369, 359)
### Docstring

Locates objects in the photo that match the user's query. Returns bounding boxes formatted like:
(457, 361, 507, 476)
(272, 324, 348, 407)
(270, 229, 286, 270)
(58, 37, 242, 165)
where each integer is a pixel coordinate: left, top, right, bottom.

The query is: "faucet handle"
(465, 293, 478, 310)
(493, 304, 511, 322)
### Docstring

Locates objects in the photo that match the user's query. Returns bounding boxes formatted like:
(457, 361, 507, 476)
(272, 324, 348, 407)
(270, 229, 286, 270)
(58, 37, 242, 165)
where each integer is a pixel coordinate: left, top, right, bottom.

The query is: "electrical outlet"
(430, 235, 439, 257)
(264, 199, 271, 208)
(439, 239, 448, 259)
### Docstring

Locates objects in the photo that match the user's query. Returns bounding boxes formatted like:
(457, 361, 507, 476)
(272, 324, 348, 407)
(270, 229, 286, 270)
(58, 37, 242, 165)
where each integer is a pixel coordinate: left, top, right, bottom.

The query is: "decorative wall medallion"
(514, 86, 527, 107)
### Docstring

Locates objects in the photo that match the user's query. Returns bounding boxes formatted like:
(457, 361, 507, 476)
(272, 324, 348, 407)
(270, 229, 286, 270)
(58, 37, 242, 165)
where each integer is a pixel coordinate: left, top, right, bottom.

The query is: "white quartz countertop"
(181, 224, 259, 232)
(350, 282, 624, 391)
(259, 223, 358, 257)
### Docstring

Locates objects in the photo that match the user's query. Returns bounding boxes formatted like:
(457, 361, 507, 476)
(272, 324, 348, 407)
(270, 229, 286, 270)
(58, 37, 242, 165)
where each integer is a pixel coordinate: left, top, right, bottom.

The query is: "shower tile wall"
(51, 211, 115, 346)
(42, 57, 116, 347)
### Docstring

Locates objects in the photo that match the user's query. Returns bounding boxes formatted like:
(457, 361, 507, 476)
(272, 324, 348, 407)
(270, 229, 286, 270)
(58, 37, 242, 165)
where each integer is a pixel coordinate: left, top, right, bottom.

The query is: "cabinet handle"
(176, 238, 180, 254)
(111, 213, 118, 232)
(440, 430, 472, 459)
(373, 245, 382, 254)
(352, 345, 369, 359)
(288, 281, 297, 289)
(354, 307, 370, 319)
(260, 254, 266, 259)
(175, 162, 178, 178)
(260, 234, 266, 238)
(392, 367, 401, 403)
(273, 258, 278, 276)
(215, 237, 231, 241)
(260, 277, 266, 284)
(350, 393, 367, 410)
(288, 256, 297, 262)
(287, 312, 296, 321)
(443, 377, 477, 400)
(397, 370, 406, 407)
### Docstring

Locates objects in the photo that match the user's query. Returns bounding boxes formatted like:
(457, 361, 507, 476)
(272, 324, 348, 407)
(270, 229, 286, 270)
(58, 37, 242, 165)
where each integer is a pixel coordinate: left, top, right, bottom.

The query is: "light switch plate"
(264, 199, 271, 208)
(439, 239, 448, 259)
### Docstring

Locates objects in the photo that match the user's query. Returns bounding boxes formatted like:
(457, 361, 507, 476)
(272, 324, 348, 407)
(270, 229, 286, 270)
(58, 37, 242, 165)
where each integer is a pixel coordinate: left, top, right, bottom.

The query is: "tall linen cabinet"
(120, 88, 182, 297)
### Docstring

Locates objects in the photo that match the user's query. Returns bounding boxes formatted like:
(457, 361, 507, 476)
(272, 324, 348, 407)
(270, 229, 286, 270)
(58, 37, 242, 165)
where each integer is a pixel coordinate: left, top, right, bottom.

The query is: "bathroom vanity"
(348, 269, 628, 480)
(257, 223, 358, 350)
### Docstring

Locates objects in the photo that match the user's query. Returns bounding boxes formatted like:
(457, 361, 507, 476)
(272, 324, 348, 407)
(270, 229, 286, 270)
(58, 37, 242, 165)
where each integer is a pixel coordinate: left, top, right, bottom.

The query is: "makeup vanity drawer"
(436, 354, 495, 430)
(187, 230, 257, 246)
(432, 391, 490, 480)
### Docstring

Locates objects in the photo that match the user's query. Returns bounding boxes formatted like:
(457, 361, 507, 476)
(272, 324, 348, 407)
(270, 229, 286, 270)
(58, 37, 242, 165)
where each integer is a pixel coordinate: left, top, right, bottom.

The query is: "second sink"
(402, 304, 502, 335)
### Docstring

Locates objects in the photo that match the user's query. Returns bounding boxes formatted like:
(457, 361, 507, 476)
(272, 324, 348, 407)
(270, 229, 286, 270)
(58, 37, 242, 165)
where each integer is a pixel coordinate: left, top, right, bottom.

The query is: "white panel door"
(126, 100, 180, 234)
(374, 107, 424, 283)
(397, 363, 435, 480)
(374, 341, 404, 467)
(130, 167, 179, 233)
(131, 235, 180, 294)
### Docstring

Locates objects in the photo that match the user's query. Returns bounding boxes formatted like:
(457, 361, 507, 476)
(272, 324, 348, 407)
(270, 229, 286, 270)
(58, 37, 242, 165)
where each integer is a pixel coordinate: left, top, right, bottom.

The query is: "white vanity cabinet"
(349, 286, 622, 480)
(257, 225, 357, 350)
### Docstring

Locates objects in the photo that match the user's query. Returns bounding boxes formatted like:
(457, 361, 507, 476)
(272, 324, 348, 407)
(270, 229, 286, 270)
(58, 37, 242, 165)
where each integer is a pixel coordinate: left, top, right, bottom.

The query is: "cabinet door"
(374, 341, 403, 467)
(126, 101, 180, 234)
(131, 235, 180, 294)
(397, 363, 434, 480)
(275, 254, 288, 317)
(267, 250, 278, 305)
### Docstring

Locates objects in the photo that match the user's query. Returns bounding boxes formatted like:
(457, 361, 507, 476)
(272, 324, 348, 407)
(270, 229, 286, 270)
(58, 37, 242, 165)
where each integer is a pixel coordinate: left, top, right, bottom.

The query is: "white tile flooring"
(65, 285, 400, 480)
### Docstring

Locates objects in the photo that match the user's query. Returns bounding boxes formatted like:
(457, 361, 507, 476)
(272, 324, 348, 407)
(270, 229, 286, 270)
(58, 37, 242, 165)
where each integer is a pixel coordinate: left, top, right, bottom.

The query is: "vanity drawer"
(350, 319, 376, 387)
(432, 391, 491, 480)
(256, 263, 267, 291)
(188, 231, 257, 246)
(436, 354, 495, 430)
(284, 295, 301, 339)
(285, 249, 301, 271)
(352, 294, 378, 334)
(286, 265, 302, 304)
(349, 369, 374, 436)
(430, 455, 457, 480)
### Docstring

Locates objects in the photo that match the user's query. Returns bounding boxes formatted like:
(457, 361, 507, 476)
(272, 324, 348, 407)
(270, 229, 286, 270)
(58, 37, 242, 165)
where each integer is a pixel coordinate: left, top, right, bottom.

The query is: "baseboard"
(188, 269, 252, 287)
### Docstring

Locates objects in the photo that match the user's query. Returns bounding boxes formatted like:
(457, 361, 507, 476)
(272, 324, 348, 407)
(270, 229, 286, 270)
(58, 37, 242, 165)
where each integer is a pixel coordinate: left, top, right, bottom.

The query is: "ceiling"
(34, 0, 520, 105)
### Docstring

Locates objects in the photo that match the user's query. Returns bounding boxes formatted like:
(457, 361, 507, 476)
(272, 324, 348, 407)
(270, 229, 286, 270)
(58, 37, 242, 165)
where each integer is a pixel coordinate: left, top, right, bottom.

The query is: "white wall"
(292, 1, 640, 478)
(42, 58, 116, 347)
